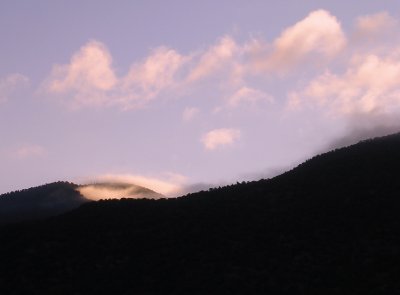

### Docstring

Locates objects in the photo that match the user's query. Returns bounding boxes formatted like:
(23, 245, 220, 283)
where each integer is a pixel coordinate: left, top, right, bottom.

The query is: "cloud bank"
(39, 9, 400, 153)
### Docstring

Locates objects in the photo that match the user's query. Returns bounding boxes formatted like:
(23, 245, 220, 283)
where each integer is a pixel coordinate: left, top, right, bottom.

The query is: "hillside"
(0, 182, 88, 224)
(0, 181, 164, 224)
(1, 133, 400, 294)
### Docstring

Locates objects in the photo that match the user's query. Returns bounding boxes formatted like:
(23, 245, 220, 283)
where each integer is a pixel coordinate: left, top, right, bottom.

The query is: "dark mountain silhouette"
(2, 133, 400, 294)
(0, 181, 163, 224)
(0, 181, 88, 224)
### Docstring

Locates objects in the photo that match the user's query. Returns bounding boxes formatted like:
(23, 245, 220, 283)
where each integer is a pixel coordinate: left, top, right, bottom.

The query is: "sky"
(1, 0, 400, 196)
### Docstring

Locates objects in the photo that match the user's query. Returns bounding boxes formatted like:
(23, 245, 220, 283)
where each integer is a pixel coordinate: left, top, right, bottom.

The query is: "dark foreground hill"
(2, 133, 400, 294)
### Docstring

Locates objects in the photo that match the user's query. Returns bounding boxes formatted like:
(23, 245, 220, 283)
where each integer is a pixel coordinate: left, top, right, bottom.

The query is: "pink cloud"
(14, 144, 46, 159)
(250, 10, 346, 74)
(289, 50, 400, 115)
(354, 11, 397, 41)
(182, 107, 200, 121)
(227, 86, 273, 107)
(188, 36, 239, 82)
(43, 41, 188, 110)
(121, 46, 188, 105)
(47, 41, 117, 93)
(202, 128, 241, 150)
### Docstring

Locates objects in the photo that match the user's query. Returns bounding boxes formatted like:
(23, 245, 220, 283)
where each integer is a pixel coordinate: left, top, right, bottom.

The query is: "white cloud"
(43, 41, 188, 109)
(0, 73, 29, 103)
(48, 41, 117, 93)
(354, 12, 397, 41)
(41, 13, 346, 111)
(227, 86, 273, 107)
(202, 128, 241, 150)
(14, 144, 46, 159)
(44, 41, 117, 108)
(188, 36, 239, 82)
(289, 50, 400, 115)
(41, 10, 400, 116)
(250, 9, 346, 73)
(42, 37, 245, 111)
(182, 107, 200, 121)
(85, 173, 187, 197)
(121, 46, 188, 106)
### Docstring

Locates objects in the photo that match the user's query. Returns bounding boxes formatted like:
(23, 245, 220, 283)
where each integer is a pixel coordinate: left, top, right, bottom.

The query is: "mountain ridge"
(0, 181, 88, 224)
(1, 132, 400, 294)
(0, 181, 164, 224)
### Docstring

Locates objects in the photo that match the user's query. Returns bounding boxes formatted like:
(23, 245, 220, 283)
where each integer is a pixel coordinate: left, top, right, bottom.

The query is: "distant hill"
(1, 133, 400, 294)
(0, 181, 164, 224)
(0, 181, 88, 224)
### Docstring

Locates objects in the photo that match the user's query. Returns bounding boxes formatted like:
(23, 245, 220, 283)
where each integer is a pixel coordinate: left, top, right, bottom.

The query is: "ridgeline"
(1, 133, 400, 294)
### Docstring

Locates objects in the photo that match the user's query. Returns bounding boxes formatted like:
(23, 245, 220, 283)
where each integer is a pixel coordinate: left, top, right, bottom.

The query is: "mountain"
(1, 133, 400, 294)
(0, 181, 88, 224)
(0, 181, 164, 224)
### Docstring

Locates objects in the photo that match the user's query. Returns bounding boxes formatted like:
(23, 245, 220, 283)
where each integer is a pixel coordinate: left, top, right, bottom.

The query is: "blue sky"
(1, 1, 400, 196)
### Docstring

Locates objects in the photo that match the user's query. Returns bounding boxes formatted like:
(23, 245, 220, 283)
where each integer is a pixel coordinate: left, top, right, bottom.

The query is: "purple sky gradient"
(1, 1, 400, 196)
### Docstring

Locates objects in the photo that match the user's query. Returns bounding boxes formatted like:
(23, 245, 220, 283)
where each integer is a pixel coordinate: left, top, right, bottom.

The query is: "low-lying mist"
(78, 182, 164, 201)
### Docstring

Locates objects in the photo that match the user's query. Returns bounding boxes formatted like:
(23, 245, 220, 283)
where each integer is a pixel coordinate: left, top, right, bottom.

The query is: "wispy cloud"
(0, 73, 29, 103)
(187, 36, 239, 82)
(182, 107, 200, 121)
(120, 46, 188, 108)
(202, 128, 241, 150)
(324, 112, 400, 151)
(14, 144, 46, 159)
(227, 86, 273, 107)
(354, 11, 398, 42)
